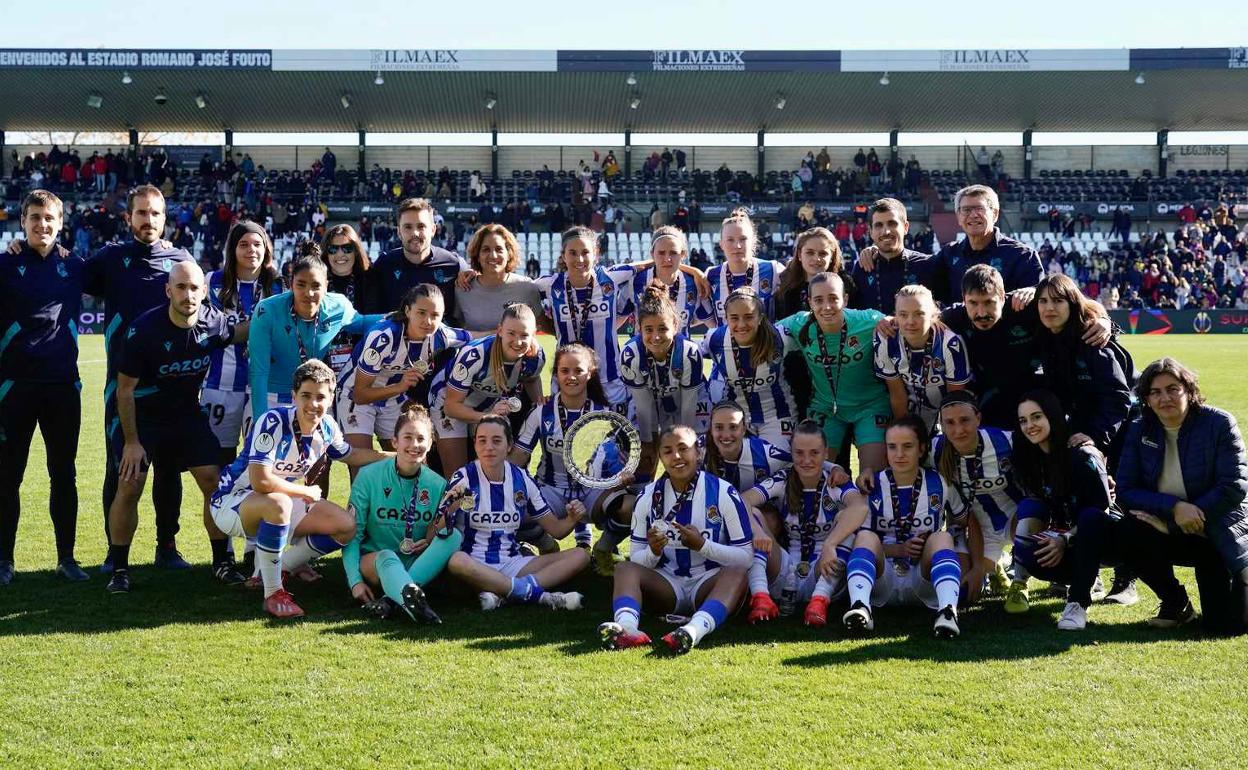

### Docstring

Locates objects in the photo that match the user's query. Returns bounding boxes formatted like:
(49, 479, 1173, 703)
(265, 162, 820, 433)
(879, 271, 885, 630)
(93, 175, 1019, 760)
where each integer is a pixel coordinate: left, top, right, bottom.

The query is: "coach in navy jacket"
(1117, 357, 1248, 634)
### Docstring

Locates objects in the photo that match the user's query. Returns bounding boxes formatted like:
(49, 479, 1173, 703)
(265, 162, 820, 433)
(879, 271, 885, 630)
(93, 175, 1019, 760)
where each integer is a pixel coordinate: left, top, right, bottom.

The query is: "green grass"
(4, 336, 1248, 768)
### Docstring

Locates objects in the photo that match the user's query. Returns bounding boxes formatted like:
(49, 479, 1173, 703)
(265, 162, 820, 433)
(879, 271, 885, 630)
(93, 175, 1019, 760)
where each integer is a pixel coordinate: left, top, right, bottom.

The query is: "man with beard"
(365, 198, 467, 320)
(850, 198, 950, 313)
(105, 262, 249, 593)
(7, 185, 194, 571)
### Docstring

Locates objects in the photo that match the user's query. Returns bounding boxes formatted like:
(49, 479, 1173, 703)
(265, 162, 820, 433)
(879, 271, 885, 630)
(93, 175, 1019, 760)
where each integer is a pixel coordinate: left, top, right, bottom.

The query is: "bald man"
(105, 262, 251, 593)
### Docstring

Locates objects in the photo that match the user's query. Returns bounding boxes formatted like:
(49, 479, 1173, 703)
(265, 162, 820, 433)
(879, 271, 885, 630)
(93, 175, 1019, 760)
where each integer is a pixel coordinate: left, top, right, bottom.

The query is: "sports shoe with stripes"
(598, 622, 651, 650)
(263, 589, 304, 619)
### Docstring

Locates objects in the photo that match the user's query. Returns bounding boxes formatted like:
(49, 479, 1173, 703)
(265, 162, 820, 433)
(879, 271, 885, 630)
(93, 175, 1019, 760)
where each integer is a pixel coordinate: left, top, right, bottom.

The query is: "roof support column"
(757, 129, 765, 183)
(1157, 129, 1169, 179)
(358, 129, 366, 179)
(1023, 129, 1033, 180)
(491, 126, 499, 190)
(889, 129, 899, 190)
(0, 131, 5, 176)
(224, 129, 233, 169)
(624, 129, 632, 179)
(128, 129, 139, 182)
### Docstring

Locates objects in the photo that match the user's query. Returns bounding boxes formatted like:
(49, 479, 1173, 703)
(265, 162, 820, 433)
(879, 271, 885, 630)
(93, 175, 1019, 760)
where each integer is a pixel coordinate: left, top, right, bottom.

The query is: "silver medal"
(399, 537, 418, 555)
(412, 360, 430, 376)
(504, 396, 522, 413)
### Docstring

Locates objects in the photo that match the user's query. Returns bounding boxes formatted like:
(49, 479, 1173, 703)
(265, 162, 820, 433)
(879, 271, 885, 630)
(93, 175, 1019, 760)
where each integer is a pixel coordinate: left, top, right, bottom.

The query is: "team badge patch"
(929, 493, 941, 510)
(514, 490, 527, 508)
(453, 364, 470, 382)
(999, 457, 1012, 473)
(362, 348, 383, 368)
(848, 336, 860, 349)
(253, 430, 276, 453)
(706, 505, 721, 524)
(760, 279, 770, 292)
(823, 492, 836, 510)
(418, 489, 430, 505)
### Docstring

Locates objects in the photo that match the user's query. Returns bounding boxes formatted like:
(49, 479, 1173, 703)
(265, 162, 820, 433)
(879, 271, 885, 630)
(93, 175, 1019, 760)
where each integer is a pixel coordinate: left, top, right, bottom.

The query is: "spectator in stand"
(660, 148, 673, 177)
(674, 148, 687, 173)
(866, 149, 882, 188)
(853, 148, 867, 172)
(320, 147, 336, 181)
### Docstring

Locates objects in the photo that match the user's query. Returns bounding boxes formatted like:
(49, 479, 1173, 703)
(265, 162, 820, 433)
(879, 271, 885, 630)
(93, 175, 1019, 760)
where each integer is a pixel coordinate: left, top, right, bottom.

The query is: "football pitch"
(3, 335, 1248, 768)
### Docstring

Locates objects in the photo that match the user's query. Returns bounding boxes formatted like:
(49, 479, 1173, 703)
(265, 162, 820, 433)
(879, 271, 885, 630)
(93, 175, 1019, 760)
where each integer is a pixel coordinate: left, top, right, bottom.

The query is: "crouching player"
(343, 403, 464, 624)
(843, 415, 968, 638)
(444, 415, 589, 611)
(741, 420, 864, 627)
(210, 359, 390, 618)
(598, 424, 753, 654)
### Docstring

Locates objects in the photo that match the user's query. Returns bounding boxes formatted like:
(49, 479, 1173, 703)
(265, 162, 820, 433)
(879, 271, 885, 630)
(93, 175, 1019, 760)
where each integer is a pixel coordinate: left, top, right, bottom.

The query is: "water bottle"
(779, 570, 797, 617)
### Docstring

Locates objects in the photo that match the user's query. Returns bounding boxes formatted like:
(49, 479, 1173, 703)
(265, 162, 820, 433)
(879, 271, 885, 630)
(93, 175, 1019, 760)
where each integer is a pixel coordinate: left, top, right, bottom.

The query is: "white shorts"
(655, 567, 721, 616)
(978, 525, 1009, 563)
(537, 485, 605, 520)
(337, 386, 401, 441)
(210, 486, 309, 540)
(200, 389, 251, 450)
(753, 417, 794, 451)
(486, 553, 535, 579)
(431, 399, 469, 440)
(871, 558, 940, 610)
(768, 548, 847, 603)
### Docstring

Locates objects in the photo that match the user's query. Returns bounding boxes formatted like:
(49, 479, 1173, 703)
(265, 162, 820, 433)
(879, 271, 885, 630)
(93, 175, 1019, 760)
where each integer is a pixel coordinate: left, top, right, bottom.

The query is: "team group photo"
(3, 3, 1248, 767)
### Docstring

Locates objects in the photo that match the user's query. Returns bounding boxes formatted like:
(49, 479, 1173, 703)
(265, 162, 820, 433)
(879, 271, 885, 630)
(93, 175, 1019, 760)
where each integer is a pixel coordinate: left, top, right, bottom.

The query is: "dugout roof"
(2, 47, 1247, 133)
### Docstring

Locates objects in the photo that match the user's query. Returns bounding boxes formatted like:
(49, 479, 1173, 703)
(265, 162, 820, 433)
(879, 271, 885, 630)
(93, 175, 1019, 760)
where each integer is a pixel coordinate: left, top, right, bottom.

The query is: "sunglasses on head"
(326, 243, 356, 254)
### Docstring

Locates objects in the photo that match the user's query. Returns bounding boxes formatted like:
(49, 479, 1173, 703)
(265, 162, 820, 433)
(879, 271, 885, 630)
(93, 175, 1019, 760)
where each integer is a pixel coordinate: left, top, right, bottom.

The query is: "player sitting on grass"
(209, 359, 390, 619)
(843, 415, 967, 639)
(740, 420, 864, 627)
(343, 403, 463, 624)
(599, 424, 753, 654)
(443, 415, 589, 611)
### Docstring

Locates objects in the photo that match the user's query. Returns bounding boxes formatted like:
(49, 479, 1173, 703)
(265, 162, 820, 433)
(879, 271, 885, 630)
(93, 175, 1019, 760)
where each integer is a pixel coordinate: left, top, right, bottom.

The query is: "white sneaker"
(478, 592, 502, 612)
(1089, 575, 1107, 602)
(539, 591, 584, 611)
(933, 605, 960, 639)
(1057, 601, 1087, 630)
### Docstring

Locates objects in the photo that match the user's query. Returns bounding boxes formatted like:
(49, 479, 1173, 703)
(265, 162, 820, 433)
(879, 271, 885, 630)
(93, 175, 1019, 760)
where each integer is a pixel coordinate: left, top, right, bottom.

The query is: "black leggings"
(0, 381, 81, 562)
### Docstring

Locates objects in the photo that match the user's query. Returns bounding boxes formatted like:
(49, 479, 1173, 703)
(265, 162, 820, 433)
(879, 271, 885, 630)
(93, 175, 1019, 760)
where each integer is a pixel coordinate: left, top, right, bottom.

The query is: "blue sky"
(17, 0, 1248, 50)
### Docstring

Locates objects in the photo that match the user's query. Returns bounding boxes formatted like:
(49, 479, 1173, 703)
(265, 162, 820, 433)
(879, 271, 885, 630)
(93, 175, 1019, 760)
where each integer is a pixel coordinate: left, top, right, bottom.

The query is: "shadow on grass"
(0, 564, 1210, 661)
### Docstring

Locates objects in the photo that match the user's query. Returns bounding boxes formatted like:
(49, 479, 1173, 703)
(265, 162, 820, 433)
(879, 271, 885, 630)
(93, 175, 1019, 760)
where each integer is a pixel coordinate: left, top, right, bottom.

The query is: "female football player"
(705, 208, 786, 325)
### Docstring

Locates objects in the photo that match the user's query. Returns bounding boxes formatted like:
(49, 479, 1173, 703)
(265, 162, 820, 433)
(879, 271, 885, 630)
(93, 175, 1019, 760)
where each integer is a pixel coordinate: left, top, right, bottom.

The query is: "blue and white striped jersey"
(429, 335, 546, 412)
(629, 267, 709, 335)
(930, 427, 1022, 535)
(214, 406, 352, 499)
(872, 326, 972, 431)
(701, 324, 796, 433)
(535, 265, 637, 387)
(449, 460, 552, 565)
(204, 271, 277, 392)
(749, 462, 862, 563)
(706, 435, 793, 492)
(515, 396, 609, 492)
(629, 470, 753, 578)
(864, 468, 966, 547)
(619, 334, 705, 441)
(337, 318, 473, 408)
(705, 258, 786, 326)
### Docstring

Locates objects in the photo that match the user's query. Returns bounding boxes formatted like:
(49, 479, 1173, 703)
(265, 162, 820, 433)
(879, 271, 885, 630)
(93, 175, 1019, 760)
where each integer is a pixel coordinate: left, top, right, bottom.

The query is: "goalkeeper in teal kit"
(344, 404, 463, 623)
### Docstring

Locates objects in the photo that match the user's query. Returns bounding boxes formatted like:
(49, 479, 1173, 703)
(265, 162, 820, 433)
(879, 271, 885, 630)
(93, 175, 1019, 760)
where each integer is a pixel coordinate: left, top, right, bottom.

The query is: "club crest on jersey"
(823, 492, 836, 510)
(929, 493, 941, 510)
(706, 505, 721, 524)
(602, 282, 613, 296)
(418, 489, 430, 505)
(161, 259, 173, 272)
(514, 490, 527, 508)
(56, 263, 68, 278)
(999, 457, 1012, 473)
(760, 279, 770, 292)
(848, 336, 860, 349)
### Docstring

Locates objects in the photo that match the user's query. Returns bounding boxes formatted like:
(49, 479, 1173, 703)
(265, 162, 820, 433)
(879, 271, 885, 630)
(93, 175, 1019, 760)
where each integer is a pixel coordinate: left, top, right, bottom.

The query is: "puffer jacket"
(1117, 405, 1248, 571)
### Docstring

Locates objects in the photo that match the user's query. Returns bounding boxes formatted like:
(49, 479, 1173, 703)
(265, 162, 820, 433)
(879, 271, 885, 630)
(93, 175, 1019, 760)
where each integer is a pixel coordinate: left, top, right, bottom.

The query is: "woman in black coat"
(1117, 357, 1248, 635)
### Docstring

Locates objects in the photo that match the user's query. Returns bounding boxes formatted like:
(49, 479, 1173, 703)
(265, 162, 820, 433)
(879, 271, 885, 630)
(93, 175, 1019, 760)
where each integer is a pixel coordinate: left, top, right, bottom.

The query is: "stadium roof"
(2, 47, 1247, 134)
